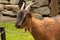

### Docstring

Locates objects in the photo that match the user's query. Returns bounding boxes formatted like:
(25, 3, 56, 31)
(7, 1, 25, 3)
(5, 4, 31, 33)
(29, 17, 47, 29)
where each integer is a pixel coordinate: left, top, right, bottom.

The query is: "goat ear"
(20, 2, 25, 10)
(25, 1, 38, 11)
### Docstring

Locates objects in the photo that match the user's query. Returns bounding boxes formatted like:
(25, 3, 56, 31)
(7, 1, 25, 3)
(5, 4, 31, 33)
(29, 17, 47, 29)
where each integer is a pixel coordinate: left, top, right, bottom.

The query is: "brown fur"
(16, 9, 60, 40)
(21, 16, 60, 40)
(16, 2, 60, 39)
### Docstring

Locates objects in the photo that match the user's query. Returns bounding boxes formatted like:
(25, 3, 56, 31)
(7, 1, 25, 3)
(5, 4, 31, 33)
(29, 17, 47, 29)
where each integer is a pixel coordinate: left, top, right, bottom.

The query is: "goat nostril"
(15, 24, 20, 28)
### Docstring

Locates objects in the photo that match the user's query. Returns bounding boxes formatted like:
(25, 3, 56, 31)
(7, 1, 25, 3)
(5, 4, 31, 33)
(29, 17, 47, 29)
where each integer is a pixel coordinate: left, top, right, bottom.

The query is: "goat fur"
(16, 1, 60, 40)
(23, 15, 60, 40)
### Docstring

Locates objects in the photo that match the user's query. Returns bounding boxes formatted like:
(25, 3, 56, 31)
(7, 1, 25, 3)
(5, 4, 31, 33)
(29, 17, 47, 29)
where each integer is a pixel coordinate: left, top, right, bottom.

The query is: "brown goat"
(15, 2, 60, 40)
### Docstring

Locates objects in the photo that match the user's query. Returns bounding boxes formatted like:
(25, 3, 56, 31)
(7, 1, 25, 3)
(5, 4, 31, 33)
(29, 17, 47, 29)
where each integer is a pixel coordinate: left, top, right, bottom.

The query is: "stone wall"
(0, 0, 19, 17)
(0, 0, 60, 19)
(26, 0, 60, 19)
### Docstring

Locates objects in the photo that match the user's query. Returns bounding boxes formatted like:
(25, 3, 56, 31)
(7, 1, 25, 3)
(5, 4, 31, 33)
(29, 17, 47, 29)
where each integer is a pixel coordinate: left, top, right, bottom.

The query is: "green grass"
(0, 22, 34, 40)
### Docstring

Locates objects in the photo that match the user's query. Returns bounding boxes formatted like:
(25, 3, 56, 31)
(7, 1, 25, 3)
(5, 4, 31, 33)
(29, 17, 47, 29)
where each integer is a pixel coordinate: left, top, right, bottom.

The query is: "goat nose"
(15, 24, 20, 28)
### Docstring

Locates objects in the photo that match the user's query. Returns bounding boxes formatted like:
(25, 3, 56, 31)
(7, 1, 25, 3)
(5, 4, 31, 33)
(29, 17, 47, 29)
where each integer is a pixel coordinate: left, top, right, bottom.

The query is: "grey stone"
(0, 0, 7, 1)
(25, 0, 31, 1)
(10, 0, 19, 5)
(5, 5, 19, 13)
(11, 5, 19, 13)
(0, 4, 4, 11)
(38, 0, 49, 6)
(1, 11, 16, 16)
(0, 1, 9, 4)
(26, 0, 49, 7)
(5, 5, 12, 10)
(34, 7, 50, 15)
(33, 13, 42, 19)
(26, 1, 37, 8)
(26, 1, 32, 5)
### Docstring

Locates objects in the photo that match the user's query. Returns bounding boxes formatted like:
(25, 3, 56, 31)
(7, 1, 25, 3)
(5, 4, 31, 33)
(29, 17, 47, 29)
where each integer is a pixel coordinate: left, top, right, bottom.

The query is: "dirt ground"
(0, 16, 16, 22)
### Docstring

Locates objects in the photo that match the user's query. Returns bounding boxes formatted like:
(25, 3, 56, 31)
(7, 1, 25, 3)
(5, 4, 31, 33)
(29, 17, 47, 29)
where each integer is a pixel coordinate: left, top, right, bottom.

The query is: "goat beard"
(24, 27, 27, 32)
(24, 27, 32, 33)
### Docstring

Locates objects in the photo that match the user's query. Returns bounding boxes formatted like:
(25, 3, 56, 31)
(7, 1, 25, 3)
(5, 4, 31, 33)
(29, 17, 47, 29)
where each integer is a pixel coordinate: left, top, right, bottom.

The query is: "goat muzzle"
(15, 24, 22, 28)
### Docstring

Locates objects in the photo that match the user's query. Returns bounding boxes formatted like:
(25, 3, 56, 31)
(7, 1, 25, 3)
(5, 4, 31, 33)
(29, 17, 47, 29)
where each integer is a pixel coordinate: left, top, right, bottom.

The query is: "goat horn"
(25, 1, 38, 11)
(21, 2, 25, 10)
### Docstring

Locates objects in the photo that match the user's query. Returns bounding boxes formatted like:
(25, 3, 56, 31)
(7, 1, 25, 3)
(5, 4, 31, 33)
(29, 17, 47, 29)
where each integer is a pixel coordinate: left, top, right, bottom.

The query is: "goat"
(15, 2, 60, 40)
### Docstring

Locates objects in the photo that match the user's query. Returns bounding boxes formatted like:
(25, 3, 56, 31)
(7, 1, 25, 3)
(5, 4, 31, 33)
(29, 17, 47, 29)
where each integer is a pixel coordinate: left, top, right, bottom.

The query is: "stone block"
(10, 0, 19, 5)
(0, 4, 4, 11)
(34, 7, 50, 15)
(0, 1, 9, 4)
(33, 13, 42, 19)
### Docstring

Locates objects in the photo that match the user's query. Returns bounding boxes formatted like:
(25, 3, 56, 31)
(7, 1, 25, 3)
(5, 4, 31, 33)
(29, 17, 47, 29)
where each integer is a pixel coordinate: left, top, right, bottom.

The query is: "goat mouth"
(16, 26, 20, 29)
(15, 24, 21, 28)
(15, 25, 23, 29)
